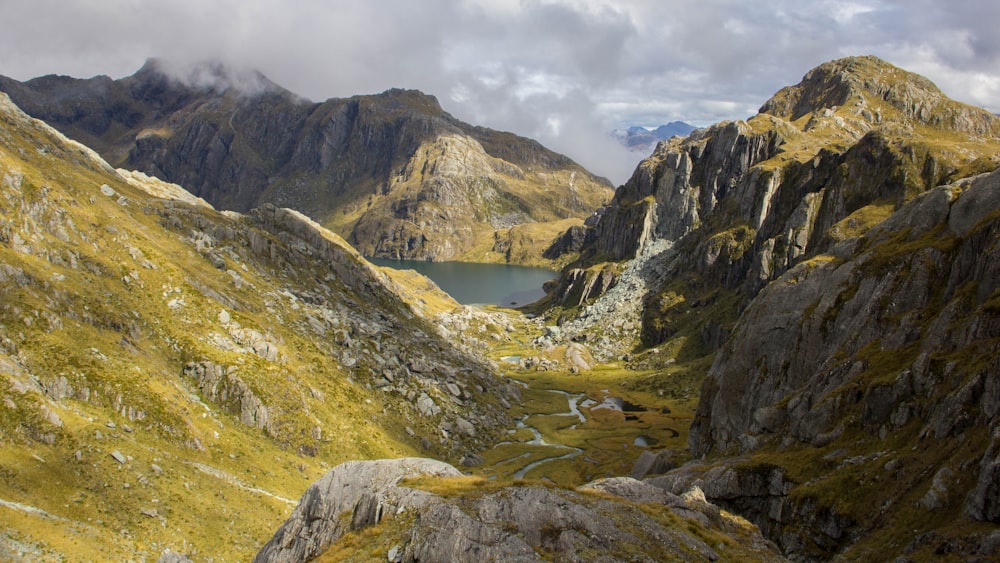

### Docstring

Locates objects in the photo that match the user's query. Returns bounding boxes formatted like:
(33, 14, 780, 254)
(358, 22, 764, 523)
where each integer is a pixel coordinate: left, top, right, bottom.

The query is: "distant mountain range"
(612, 121, 697, 152)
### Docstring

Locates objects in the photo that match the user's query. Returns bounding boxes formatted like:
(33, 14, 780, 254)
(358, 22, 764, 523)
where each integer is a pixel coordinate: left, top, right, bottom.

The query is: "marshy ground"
(469, 309, 695, 487)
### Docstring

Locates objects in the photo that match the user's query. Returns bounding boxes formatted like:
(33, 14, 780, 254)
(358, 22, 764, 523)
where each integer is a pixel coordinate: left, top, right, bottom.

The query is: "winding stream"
(499, 384, 587, 479)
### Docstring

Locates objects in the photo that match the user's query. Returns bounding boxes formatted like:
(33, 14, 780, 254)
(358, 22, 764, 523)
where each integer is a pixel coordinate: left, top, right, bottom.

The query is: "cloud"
(1, 0, 998, 184)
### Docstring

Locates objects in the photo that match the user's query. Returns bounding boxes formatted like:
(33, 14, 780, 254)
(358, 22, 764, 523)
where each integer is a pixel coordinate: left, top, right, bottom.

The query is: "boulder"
(254, 458, 461, 563)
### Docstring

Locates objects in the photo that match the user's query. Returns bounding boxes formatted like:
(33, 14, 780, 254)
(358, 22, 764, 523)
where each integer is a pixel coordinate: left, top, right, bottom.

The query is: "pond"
(367, 258, 558, 306)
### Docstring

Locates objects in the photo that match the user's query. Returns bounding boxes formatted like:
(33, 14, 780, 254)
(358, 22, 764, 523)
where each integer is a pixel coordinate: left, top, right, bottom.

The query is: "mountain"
(0, 84, 781, 563)
(613, 121, 697, 152)
(7, 53, 1000, 561)
(0, 59, 613, 265)
(0, 91, 521, 560)
(535, 56, 1000, 559)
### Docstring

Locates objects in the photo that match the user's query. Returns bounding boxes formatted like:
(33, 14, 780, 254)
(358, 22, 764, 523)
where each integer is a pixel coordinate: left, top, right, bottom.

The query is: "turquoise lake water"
(367, 258, 557, 306)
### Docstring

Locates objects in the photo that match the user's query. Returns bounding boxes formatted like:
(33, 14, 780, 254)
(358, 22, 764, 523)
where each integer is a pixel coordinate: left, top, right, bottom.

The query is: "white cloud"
(0, 0, 998, 185)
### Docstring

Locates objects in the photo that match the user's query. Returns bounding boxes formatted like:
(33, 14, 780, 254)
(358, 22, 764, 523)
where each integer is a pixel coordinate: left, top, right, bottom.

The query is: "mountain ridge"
(0, 59, 613, 265)
(613, 121, 697, 152)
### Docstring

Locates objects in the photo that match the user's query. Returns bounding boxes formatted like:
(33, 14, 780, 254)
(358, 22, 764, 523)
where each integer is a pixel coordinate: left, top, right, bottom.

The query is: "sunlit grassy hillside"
(0, 92, 515, 560)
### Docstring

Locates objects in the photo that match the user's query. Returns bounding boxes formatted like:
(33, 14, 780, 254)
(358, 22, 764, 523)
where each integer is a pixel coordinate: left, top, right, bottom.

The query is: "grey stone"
(257, 458, 782, 562)
(157, 549, 193, 563)
(254, 458, 461, 562)
(454, 417, 476, 437)
(415, 393, 440, 417)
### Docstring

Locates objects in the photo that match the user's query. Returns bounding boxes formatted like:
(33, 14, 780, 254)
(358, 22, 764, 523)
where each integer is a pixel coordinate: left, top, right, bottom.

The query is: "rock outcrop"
(671, 170, 1000, 558)
(0, 60, 612, 264)
(255, 457, 784, 562)
(540, 56, 1000, 356)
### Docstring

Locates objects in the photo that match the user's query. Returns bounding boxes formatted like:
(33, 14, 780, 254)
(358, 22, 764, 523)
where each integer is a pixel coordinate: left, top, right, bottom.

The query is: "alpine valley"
(0, 55, 998, 563)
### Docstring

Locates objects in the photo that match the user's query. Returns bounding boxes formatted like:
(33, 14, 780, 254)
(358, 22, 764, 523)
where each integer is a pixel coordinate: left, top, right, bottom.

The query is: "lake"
(367, 258, 557, 306)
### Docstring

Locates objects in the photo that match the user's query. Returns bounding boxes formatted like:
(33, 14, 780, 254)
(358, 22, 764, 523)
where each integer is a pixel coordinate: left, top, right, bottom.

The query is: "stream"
(499, 384, 586, 479)
(482, 378, 682, 483)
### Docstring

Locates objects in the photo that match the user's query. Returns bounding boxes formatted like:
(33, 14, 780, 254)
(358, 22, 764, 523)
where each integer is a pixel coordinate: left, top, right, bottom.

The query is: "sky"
(1, 0, 998, 185)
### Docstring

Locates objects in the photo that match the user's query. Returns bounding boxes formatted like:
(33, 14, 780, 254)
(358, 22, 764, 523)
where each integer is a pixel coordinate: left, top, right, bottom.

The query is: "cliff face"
(692, 169, 1000, 458)
(0, 60, 612, 264)
(663, 169, 1000, 560)
(547, 56, 1000, 350)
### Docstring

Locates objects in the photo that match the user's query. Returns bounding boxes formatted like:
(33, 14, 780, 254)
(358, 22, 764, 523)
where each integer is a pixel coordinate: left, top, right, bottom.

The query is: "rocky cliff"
(0, 59, 612, 264)
(544, 56, 1000, 356)
(0, 91, 519, 560)
(534, 56, 1000, 560)
(665, 169, 1000, 560)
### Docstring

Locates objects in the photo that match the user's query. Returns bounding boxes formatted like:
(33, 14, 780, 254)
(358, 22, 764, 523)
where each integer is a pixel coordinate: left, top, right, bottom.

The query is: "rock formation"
(255, 457, 784, 562)
(676, 168, 1000, 558)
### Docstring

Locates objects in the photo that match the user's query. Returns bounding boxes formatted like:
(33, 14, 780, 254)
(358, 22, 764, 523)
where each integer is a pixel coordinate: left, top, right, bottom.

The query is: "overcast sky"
(2, 0, 998, 184)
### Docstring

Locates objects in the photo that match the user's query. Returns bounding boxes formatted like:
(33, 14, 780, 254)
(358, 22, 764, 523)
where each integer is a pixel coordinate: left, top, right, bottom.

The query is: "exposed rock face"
(0, 60, 612, 263)
(666, 169, 1000, 559)
(254, 458, 461, 562)
(546, 56, 1000, 333)
(182, 361, 272, 433)
(255, 458, 785, 562)
(692, 169, 1000, 457)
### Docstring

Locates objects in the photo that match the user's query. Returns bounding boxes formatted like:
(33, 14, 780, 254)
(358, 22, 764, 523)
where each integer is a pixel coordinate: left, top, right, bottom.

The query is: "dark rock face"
(0, 60, 611, 262)
(255, 458, 785, 563)
(670, 169, 1000, 559)
(691, 169, 1000, 457)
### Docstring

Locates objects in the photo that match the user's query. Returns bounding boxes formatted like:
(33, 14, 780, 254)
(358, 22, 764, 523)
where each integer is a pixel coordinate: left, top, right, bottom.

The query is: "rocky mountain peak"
(1, 61, 611, 265)
(760, 55, 999, 136)
(367, 87, 446, 115)
(133, 57, 291, 99)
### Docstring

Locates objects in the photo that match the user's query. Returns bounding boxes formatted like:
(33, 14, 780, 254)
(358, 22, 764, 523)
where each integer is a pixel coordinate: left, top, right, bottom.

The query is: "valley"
(471, 317, 693, 485)
(2, 54, 1000, 562)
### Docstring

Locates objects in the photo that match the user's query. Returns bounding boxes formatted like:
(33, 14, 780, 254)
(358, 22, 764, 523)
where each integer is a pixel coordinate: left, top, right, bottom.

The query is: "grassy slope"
(0, 95, 510, 560)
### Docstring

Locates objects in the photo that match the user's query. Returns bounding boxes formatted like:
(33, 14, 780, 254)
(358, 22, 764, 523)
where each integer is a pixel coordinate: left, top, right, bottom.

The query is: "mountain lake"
(367, 258, 558, 306)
